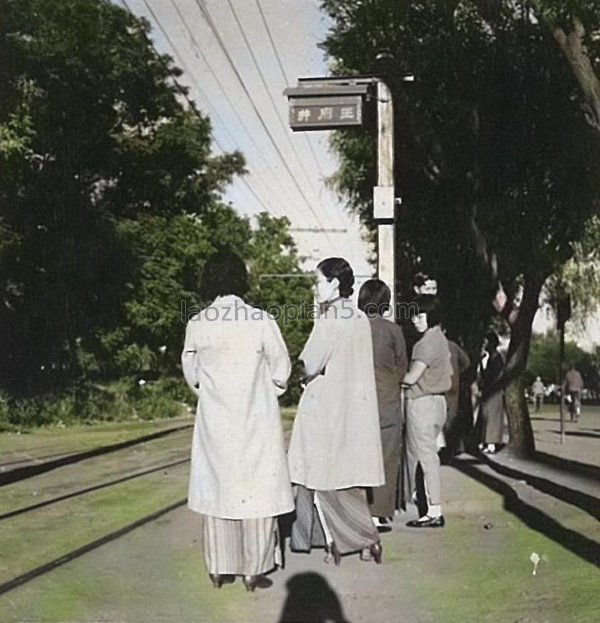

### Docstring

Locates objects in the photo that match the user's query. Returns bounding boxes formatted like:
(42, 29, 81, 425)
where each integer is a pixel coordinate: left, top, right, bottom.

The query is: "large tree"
(0, 0, 246, 396)
(321, 0, 600, 454)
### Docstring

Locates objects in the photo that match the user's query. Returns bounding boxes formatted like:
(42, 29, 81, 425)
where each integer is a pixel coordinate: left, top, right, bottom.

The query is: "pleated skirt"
(290, 486, 379, 555)
(200, 514, 279, 576)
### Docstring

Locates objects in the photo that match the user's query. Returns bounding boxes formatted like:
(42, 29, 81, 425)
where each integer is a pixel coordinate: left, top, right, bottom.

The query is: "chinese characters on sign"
(289, 96, 363, 130)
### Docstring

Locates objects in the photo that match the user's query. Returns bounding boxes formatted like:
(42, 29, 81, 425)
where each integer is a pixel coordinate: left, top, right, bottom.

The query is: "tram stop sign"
(289, 95, 363, 130)
(285, 82, 370, 131)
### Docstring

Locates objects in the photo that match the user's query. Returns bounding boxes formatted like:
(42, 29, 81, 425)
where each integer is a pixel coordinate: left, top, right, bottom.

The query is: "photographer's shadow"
(278, 572, 350, 623)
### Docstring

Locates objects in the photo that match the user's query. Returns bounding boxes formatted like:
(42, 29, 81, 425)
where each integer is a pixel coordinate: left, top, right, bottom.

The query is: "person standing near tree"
(477, 331, 506, 455)
(402, 296, 453, 528)
(181, 250, 294, 592)
(444, 338, 471, 455)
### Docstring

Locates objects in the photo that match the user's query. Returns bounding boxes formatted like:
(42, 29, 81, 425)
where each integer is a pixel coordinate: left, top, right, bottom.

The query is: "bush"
(0, 376, 188, 430)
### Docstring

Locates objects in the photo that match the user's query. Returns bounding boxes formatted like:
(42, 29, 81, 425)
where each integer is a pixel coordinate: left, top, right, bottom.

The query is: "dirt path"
(1, 463, 598, 623)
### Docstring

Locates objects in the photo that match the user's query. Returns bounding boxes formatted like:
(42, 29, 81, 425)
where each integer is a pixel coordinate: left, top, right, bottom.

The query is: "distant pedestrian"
(477, 331, 505, 455)
(563, 366, 584, 422)
(531, 377, 545, 413)
(402, 296, 452, 528)
(288, 258, 384, 565)
(181, 250, 294, 592)
(445, 338, 471, 455)
(358, 279, 408, 528)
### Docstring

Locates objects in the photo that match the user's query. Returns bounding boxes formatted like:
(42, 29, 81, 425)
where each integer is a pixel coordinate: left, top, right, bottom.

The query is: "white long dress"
(182, 295, 294, 520)
(287, 298, 384, 490)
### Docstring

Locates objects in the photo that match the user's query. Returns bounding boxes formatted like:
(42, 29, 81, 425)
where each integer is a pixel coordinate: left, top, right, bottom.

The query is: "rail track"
(0, 421, 195, 595)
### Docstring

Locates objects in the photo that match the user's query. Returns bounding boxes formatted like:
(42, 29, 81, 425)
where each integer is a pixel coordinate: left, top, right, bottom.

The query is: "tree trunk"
(532, 3, 600, 131)
(504, 371, 534, 456)
(502, 273, 546, 456)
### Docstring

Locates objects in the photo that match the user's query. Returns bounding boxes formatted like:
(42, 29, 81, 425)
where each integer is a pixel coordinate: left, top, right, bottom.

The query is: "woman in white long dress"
(181, 250, 294, 592)
(287, 257, 385, 564)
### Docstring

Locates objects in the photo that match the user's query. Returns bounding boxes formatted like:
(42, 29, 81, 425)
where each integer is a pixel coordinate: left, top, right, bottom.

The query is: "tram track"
(0, 497, 187, 596)
(0, 423, 192, 487)
(0, 457, 190, 521)
(0, 437, 191, 591)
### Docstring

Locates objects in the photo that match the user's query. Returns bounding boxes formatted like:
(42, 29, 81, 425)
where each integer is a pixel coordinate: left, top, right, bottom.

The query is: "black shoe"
(406, 515, 445, 528)
(209, 573, 235, 588)
(369, 541, 383, 564)
(242, 574, 273, 592)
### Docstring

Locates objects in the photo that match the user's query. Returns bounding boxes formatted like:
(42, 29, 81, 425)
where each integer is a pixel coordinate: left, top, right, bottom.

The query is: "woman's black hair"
(200, 249, 249, 301)
(317, 257, 354, 298)
(358, 279, 390, 316)
(412, 295, 443, 327)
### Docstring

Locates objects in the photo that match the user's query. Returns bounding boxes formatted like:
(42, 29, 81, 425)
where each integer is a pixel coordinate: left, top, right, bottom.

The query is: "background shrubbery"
(0, 0, 312, 428)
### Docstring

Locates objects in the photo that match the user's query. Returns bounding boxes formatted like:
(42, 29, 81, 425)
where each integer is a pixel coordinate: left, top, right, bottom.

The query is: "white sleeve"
(300, 318, 334, 379)
(264, 316, 291, 396)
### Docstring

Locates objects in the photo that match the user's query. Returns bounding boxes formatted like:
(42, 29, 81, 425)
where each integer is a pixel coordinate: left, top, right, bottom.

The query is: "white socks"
(426, 504, 442, 519)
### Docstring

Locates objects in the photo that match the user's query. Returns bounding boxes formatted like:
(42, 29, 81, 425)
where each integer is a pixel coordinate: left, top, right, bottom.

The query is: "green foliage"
(0, 377, 187, 430)
(321, 0, 600, 451)
(0, 0, 245, 397)
(0, 0, 310, 425)
(547, 216, 600, 324)
(247, 212, 313, 405)
(526, 331, 599, 389)
(321, 0, 600, 337)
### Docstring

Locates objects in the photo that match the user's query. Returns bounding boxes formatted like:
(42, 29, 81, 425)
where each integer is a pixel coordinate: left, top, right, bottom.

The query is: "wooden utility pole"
(557, 293, 571, 444)
(285, 73, 412, 311)
(374, 79, 396, 316)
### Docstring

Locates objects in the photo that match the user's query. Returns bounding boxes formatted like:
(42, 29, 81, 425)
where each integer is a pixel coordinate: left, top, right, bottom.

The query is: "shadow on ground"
(452, 458, 600, 568)
(278, 572, 350, 623)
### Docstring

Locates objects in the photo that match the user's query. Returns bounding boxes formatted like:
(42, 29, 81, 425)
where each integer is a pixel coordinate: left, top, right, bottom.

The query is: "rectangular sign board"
(289, 95, 363, 131)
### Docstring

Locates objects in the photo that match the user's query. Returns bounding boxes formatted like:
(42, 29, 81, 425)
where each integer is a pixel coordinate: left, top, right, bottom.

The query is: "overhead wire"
(192, 0, 339, 254)
(226, 0, 323, 206)
(254, 0, 328, 184)
(120, 0, 346, 256)
(121, 0, 273, 213)
(165, 0, 300, 214)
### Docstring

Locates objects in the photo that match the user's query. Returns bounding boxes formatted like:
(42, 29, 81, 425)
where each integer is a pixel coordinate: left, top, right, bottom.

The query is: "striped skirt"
(200, 514, 280, 576)
(291, 486, 379, 555)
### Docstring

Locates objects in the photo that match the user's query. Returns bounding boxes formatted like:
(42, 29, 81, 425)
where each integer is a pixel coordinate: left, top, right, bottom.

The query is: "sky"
(118, 0, 373, 277)
(116, 0, 599, 349)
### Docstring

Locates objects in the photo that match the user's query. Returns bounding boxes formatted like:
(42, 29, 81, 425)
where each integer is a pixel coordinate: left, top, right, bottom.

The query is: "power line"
(192, 0, 339, 254)
(226, 0, 322, 206)
(121, 0, 345, 252)
(254, 0, 328, 183)
(120, 0, 271, 213)
(163, 0, 297, 215)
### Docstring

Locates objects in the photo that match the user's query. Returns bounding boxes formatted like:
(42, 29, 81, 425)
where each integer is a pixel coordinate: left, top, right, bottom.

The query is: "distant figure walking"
(563, 366, 584, 423)
(531, 377, 545, 413)
(477, 331, 505, 455)
(181, 250, 294, 592)
(358, 279, 408, 524)
(288, 258, 384, 565)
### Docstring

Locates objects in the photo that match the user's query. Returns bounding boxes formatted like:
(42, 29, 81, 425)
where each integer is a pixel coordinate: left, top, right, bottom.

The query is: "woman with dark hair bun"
(288, 258, 385, 565)
(182, 249, 294, 592)
(358, 279, 408, 534)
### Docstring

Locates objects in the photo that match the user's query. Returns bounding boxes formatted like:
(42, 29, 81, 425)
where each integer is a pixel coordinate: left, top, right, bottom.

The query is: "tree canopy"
(0, 0, 309, 412)
(321, 0, 600, 452)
